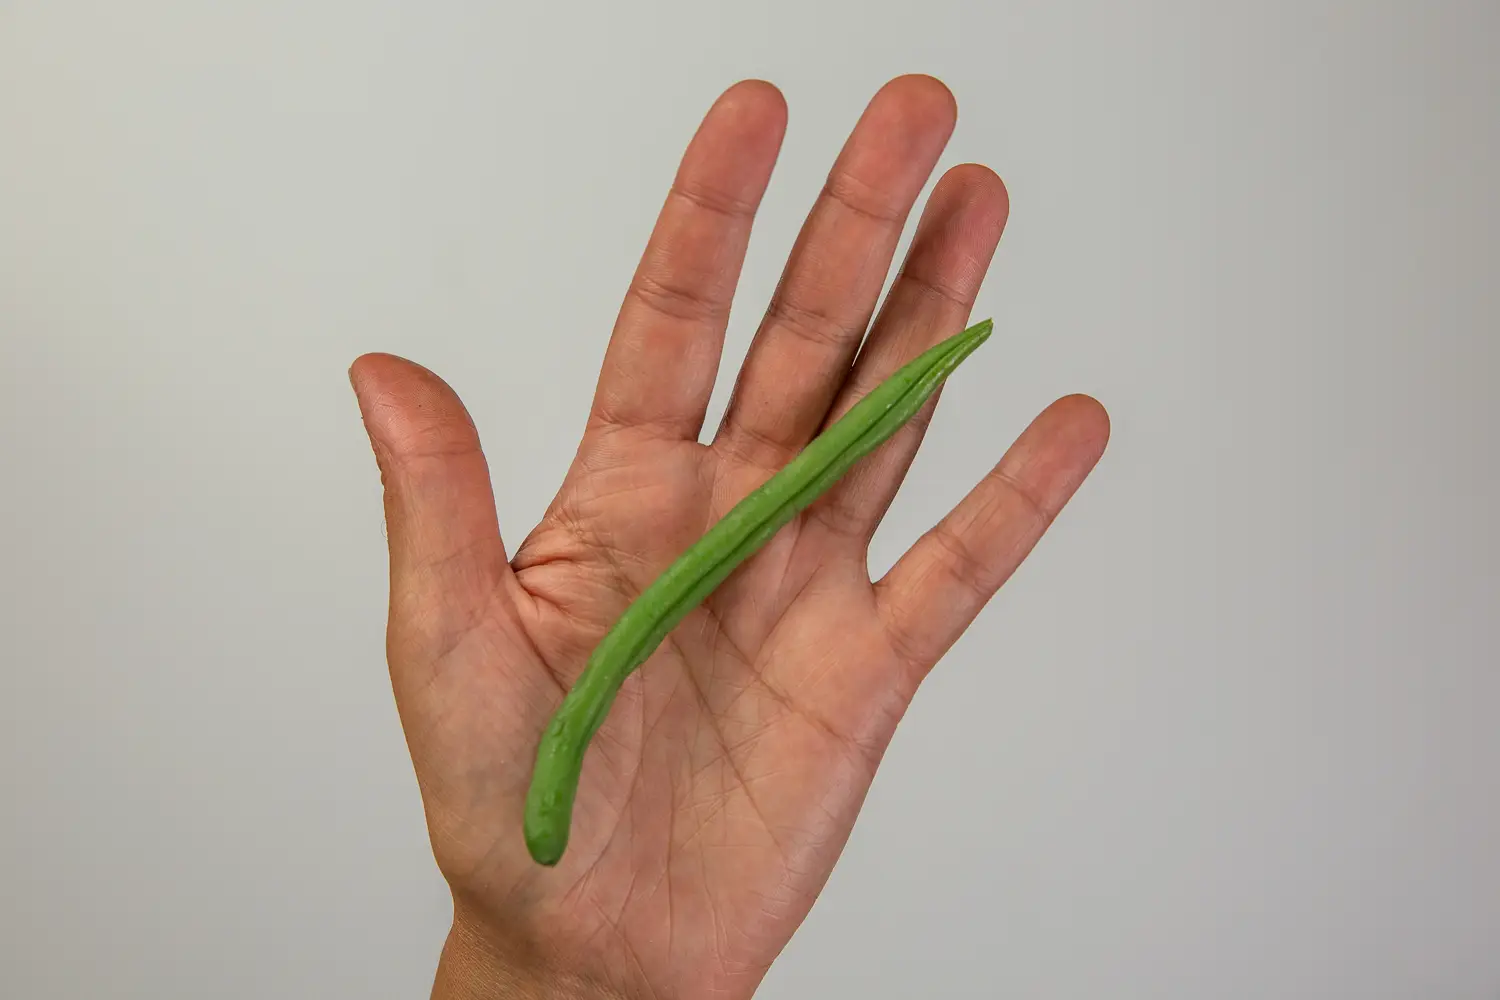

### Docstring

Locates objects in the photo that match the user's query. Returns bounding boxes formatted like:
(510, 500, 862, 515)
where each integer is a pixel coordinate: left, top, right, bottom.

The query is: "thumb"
(349, 353, 510, 660)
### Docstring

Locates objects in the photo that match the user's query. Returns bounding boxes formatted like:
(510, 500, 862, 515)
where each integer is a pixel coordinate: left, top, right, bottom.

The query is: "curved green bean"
(523, 318, 994, 865)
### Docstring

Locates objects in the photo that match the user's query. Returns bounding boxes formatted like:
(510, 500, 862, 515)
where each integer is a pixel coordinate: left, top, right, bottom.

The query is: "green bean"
(523, 318, 994, 865)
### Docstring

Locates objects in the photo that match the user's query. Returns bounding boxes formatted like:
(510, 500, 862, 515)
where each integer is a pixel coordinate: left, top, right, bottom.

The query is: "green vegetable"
(523, 318, 995, 865)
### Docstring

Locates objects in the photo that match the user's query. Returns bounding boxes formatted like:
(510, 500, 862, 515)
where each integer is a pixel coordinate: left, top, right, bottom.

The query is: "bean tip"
(525, 830, 566, 867)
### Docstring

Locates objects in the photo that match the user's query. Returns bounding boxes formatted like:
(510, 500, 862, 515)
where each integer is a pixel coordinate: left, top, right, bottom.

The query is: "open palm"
(350, 75, 1108, 1000)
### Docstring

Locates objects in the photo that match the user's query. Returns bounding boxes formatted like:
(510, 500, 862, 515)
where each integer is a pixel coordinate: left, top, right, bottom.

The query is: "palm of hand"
(351, 76, 1108, 1000)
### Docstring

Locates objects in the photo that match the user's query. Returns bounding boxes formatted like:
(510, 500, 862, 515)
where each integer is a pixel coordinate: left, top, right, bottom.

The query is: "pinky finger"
(873, 394, 1110, 673)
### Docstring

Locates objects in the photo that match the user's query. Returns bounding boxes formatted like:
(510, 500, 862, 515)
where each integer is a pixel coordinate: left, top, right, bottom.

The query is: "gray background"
(2, 1, 1497, 997)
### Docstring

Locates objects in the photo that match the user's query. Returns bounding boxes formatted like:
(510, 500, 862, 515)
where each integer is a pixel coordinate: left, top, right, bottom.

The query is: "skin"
(524, 319, 994, 867)
(350, 75, 1110, 1000)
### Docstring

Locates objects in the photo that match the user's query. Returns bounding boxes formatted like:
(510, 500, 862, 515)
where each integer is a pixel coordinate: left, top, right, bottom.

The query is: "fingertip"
(927, 163, 1011, 239)
(882, 73, 958, 123)
(850, 74, 958, 160)
(991, 394, 1112, 521)
(1052, 393, 1112, 458)
(725, 78, 786, 110)
(349, 353, 455, 407)
(347, 353, 479, 464)
(713, 78, 789, 137)
(349, 351, 408, 404)
(945, 162, 1010, 216)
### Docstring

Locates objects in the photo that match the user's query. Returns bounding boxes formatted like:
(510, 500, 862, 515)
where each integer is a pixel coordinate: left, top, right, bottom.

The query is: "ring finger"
(806, 161, 1011, 545)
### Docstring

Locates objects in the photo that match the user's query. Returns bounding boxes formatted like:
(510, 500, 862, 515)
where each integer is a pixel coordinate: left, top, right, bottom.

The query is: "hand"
(349, 74, 1109, 1000)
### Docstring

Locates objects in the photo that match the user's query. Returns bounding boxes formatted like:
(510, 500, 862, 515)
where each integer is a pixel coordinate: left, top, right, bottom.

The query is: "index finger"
(584, 80, 787, 445)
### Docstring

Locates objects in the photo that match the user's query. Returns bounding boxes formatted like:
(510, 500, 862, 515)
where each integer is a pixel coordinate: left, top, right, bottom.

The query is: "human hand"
(349, 74, 1109, 1000)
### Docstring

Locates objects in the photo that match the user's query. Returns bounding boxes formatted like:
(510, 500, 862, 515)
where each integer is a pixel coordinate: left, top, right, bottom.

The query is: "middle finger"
(711, 74, 958, 471)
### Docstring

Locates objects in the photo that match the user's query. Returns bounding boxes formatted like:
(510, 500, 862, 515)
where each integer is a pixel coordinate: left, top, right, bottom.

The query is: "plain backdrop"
(2, 2, 1497, 998)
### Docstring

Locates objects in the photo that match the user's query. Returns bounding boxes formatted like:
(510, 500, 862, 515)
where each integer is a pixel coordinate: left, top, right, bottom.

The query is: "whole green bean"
(523, 318, 994, 865)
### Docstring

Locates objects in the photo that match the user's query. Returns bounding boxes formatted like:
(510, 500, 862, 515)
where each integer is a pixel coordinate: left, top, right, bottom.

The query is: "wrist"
(430, 905, 623, 1000)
